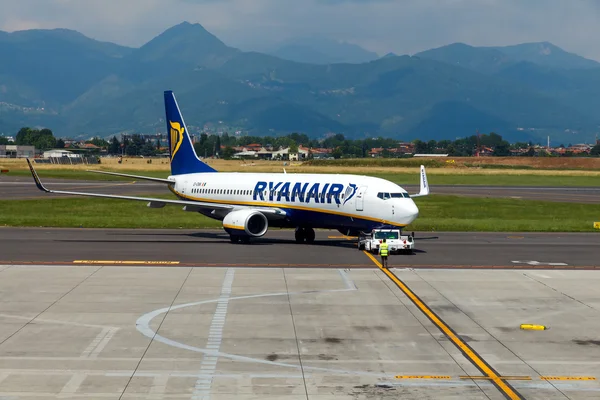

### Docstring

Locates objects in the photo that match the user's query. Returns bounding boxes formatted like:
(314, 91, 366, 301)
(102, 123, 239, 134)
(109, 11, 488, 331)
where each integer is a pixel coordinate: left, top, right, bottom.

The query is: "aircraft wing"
(26, 159, 287, 217)
(411, 165, 430, 198)
(86, 170, 175, 184)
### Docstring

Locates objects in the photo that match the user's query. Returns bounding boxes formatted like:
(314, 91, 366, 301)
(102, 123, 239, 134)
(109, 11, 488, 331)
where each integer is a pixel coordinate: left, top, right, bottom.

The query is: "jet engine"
(223, 209, 268, 238)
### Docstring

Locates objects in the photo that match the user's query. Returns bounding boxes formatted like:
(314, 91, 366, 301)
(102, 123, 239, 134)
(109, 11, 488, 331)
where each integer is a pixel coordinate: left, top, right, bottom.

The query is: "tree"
(413, 140, 428, 154)
(140, 142, 156, 156)
(87, 137, 109, 148)
(15, 127, 33, 145)
(289, 140, 299, 154)
(56, 138, 65, 148)
(492, 142, 511, 157)
(215, 136, 221, 157)
(591, 144, 600, 156)
(108, 136, 120, 155)
(427, 140, 437, 153)
(222, 146, 235, 159)
(35, 134, 56, 150)
(526, 147, 536, 157)
(0, 137, 8, 145)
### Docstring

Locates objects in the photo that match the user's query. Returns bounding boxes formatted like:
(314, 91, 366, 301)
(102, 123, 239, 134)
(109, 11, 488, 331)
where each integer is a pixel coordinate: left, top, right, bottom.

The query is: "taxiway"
(1, 228, 600, 399)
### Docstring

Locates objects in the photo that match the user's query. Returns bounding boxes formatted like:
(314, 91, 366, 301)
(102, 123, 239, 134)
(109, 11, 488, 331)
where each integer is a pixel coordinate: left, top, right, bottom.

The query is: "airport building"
(43, 149, 80, 158)
(0, 145, 35, 158)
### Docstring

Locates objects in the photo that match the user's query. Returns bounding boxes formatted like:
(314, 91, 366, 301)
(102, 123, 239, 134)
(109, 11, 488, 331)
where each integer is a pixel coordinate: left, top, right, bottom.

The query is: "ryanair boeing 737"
(27, 91, 429, 244)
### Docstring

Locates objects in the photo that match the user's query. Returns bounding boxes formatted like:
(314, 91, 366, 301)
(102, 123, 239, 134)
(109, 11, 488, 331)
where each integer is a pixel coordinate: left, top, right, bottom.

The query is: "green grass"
(6, 169, 600, 187)
(0, 194, 221, 229)
(0, 194, 597, 232)
(408, 195, 600, 232)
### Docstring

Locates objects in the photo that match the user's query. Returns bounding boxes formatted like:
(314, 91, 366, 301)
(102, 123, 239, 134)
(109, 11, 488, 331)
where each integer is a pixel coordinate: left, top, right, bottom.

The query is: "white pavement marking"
(338, 268, 357, 290)
(0, 368, 305, 379)
(512, 260, 568, 266)
(149, 374, 170, 399)
(0, 372, 9, 385)
(135, 280, 400, 378)
(0, 313, 119, 330)
(80, 328, 111, 358)
(57, 373, 86, 398)
(191, 268, 235, 400)
(88, 328, 118, 359)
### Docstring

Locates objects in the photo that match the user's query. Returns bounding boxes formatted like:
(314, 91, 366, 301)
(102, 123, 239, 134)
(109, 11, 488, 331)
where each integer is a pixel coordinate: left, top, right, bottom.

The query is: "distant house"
(310, 148, 331, 159)
(271, 146, 309, 161)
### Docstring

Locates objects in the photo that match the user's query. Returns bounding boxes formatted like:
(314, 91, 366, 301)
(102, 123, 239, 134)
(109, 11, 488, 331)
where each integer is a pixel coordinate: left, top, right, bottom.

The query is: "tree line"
(4, 127, 600, 157)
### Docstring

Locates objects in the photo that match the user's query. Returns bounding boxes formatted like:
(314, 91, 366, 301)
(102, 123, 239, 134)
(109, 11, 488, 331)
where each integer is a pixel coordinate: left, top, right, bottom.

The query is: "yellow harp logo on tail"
(169, 121, 185, 159)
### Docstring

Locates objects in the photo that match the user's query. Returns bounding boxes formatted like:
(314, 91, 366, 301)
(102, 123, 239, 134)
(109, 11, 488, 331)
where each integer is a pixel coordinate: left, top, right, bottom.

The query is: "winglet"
(26, 158, 50, 193)
(412, 165, 429, 197)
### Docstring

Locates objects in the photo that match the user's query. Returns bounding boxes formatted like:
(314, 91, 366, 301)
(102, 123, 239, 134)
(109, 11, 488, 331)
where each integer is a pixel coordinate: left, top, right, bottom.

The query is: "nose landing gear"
(295, 227, 315, 244)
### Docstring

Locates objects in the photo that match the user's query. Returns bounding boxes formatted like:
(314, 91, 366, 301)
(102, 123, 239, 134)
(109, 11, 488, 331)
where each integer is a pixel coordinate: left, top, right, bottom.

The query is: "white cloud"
(0, 0, 599, 60)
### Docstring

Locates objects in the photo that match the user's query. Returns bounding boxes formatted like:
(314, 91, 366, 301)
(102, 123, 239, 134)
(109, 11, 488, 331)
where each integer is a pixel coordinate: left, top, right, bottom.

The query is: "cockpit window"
(374, 231, 399, 239)
(377, 192, 391, 200)
(391, 192, 411, 198)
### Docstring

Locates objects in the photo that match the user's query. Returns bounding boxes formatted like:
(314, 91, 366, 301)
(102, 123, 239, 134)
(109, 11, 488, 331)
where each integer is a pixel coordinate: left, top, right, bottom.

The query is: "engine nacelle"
(223, 209, 268, 237)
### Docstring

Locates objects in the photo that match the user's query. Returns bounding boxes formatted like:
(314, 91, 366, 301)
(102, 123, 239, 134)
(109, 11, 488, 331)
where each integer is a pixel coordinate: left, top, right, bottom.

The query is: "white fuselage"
(170, 172, 419, 232)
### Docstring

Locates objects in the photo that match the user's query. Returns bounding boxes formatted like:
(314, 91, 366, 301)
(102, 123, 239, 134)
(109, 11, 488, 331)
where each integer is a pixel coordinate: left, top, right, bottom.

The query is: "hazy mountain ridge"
(269, 36, 379, 64)
(0, 22, 599, 143)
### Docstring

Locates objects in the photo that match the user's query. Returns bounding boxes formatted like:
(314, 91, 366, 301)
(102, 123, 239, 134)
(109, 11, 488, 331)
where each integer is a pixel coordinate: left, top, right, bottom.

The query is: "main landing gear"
(295, 227, 315, 244)
(229, 235, 251, 244)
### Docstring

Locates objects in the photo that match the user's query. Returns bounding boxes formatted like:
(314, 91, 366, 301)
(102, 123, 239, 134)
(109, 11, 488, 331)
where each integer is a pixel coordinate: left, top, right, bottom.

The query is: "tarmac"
(1, 175, 600, 203)
(1, 227, 600, 399)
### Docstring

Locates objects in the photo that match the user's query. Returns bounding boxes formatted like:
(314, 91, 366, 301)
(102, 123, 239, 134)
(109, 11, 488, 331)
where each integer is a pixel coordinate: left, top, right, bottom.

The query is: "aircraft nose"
(397, 199, 419, 225)
(406, 199, 419, 222)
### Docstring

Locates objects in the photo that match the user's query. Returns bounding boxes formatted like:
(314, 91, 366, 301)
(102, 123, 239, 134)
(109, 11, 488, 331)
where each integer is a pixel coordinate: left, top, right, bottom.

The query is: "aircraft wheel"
(295, 227, 305, 243)
(305, 228, 315, 244)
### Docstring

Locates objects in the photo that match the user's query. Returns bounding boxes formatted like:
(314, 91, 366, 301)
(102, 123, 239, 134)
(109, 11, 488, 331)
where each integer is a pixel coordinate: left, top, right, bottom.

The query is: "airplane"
(26, 90, 429, 244)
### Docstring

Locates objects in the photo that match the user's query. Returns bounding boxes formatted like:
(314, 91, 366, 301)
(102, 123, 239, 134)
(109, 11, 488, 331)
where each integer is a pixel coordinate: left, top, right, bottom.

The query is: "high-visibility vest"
(380, 243, 389, 257)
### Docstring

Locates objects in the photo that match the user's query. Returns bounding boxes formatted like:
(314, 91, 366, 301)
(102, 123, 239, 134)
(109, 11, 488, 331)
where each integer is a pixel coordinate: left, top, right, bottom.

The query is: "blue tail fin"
(164, 90, 217, 175)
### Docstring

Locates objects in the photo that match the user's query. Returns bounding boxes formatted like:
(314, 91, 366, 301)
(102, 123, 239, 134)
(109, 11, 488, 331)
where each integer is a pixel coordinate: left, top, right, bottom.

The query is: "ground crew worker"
(379, 238, 389, 268)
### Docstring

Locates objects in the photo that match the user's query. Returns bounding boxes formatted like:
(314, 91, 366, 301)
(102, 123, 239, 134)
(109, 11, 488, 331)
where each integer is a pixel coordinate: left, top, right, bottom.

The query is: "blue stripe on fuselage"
(273, 207, 401, 231)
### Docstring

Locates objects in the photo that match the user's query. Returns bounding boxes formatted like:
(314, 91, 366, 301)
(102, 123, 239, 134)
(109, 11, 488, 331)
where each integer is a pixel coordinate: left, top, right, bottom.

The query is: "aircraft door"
(355, 186, 367, 211)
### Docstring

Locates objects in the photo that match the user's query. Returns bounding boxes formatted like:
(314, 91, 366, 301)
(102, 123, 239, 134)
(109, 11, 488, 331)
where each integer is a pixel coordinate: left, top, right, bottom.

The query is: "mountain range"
(1, 21, 600, 143)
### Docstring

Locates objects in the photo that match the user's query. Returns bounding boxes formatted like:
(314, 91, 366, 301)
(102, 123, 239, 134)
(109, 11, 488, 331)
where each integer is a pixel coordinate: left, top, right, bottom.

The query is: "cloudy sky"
(1, 0, 600, 60)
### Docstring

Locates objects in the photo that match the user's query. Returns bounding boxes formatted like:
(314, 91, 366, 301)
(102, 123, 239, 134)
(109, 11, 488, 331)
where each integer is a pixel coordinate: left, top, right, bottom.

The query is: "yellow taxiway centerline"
(363, 250, 524, 400)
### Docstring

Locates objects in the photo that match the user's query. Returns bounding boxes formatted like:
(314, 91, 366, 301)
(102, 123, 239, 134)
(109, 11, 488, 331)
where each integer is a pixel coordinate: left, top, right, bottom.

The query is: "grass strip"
(0, 194, 597, 232)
